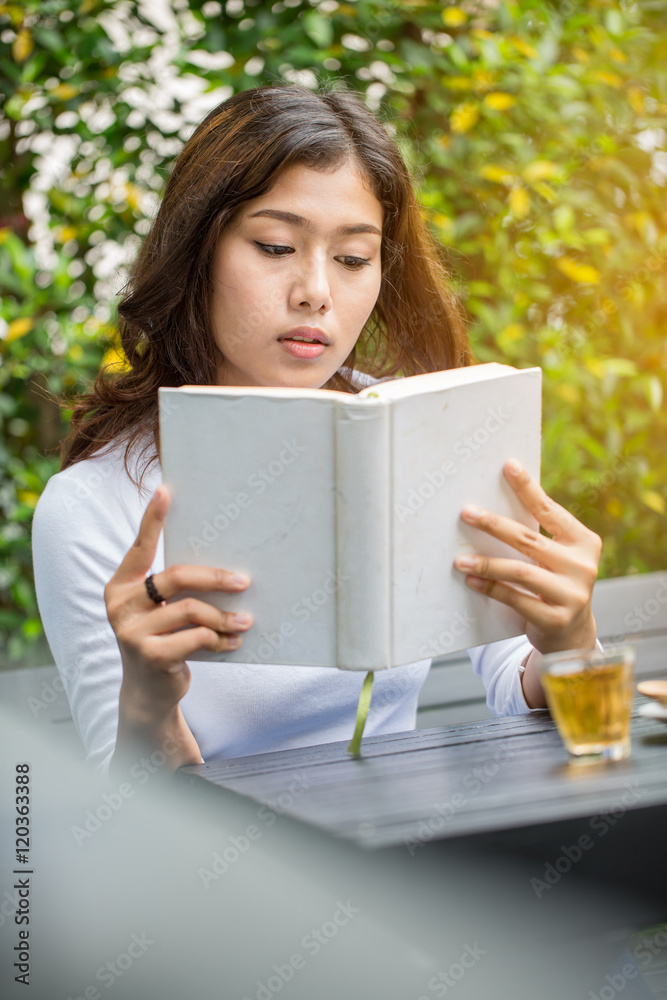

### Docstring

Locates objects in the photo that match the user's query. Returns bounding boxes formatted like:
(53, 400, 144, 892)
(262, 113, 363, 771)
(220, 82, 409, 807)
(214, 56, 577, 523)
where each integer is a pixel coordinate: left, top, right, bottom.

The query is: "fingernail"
(467, 576, 486, 590)
(233, 573, 250, 588)
(506, 459, 522, 476)
(228, 636, 241, 647)
(462, 505, 483, 521)
(455, 556, 477, 570)
(234, 613, 251, 626)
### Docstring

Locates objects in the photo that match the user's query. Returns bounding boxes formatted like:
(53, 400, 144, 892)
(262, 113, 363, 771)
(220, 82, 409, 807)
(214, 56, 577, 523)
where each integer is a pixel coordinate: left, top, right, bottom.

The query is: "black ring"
(145, 574, 166, 604)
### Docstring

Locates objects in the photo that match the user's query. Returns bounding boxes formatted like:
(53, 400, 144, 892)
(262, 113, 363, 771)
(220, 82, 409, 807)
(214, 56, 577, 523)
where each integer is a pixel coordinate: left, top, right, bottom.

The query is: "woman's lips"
(279, 338, 326, 360)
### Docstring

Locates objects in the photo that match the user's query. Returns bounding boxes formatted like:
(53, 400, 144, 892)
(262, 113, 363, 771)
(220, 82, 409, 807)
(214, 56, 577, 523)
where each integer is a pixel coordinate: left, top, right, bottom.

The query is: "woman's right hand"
(104, 485, 252, 760)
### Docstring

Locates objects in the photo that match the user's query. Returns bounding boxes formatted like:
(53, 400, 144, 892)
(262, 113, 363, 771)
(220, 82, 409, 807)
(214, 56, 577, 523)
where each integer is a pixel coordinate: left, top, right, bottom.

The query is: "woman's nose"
(289, 255, 333, 312)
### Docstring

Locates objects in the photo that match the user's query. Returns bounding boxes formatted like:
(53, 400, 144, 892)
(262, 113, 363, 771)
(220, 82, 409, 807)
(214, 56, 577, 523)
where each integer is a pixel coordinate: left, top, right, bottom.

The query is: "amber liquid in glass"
(542, 659, 633, 758)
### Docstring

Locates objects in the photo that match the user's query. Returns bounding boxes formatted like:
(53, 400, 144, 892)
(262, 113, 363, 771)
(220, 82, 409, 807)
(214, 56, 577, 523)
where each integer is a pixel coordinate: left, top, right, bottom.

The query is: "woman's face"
(209, 159, 384, 388)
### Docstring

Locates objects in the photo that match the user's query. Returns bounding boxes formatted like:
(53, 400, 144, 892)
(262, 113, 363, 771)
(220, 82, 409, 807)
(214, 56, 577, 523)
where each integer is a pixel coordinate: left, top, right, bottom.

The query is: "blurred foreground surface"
(0, 704, 664, 1000)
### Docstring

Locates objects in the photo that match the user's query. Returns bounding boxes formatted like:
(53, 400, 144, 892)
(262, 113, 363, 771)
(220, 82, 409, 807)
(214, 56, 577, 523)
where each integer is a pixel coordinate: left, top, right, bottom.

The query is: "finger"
(462, 575, 572, 632)
(116, 485, 171, 582)
(132, 597, 253, 639)
(460, 506, 566, 571)
(141, 564, 251, 606)
(145, 627, 244, 672)
(503, 459, 587, 543)
(454, 555, 584, 606)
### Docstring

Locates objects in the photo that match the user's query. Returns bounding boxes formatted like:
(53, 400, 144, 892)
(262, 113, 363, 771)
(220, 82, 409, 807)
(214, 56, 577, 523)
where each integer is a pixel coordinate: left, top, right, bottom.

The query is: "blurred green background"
(1, 0, 666, 665)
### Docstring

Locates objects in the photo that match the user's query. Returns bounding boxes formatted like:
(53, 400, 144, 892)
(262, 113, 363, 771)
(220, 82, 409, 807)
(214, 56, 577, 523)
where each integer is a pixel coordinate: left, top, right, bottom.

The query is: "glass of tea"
(538, 645, 636, 761)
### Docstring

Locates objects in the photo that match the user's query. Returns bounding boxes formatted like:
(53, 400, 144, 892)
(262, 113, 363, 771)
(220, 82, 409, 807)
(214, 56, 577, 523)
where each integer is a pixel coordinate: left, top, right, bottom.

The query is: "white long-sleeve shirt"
(31, 371, 535, 775)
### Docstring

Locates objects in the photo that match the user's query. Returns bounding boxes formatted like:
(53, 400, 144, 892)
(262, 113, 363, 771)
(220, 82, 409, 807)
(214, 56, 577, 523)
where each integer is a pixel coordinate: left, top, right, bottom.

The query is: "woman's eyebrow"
(247, 208, 382, 237)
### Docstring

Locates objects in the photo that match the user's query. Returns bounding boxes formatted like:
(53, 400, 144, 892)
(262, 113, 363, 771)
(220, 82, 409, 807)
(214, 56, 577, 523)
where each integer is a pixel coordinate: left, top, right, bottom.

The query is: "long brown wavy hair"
(61, 81, 472, 490)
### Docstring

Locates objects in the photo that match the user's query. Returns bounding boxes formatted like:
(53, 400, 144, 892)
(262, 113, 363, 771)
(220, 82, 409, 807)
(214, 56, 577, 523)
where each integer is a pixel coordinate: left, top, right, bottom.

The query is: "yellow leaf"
(522, 160, 559, 183)
(627, 86, 644, 114)
(471, 69, 494, 93)
(442, 7, 467, 27)
(556, 383, 580, 404)
(479, 164, 515, 184)
(101, 345, 130, 373)
(124, 182, 143, 212)
(592, 70, 624, 88)
(57, 225, 78, 242)
(508, 185, 530, 218)
(641, 491, 665, 515)
(471, 29, 493, 40)
(585, 358, 606, 379)
(17, 490, 40, 509)
(12, 27, 33, 63)
(496, 323, 525, 350)
(609, 46, 627, 64)
(556, 257, 600, 284)
(441, 76, 472, 91)
(433, 213, 454, 236)
(572, 47, 590, 63)
(5, 317, 34, 342)
(0, 228, 11, 244)
(450, 101, 479, 134)
(606, 498, 623, 518)
(484, 92, 516, 111)
(52, 83, 79, 101)
(509, 36, 538, 59)
(69, 343, 83, 361)
(532, 181, 557, 203)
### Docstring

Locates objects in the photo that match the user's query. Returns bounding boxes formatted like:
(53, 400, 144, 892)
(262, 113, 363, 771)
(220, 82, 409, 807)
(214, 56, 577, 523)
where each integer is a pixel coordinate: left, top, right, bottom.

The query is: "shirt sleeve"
(466, 634, 535, 717)
(468, 634, 605, 718)
(31, 455, 146, 777)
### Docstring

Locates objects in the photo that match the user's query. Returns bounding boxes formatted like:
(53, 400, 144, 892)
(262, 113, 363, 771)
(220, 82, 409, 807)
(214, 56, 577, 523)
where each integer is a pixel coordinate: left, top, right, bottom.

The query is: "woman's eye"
(256, 242, 292, 257)
(337, 256, 371, 270)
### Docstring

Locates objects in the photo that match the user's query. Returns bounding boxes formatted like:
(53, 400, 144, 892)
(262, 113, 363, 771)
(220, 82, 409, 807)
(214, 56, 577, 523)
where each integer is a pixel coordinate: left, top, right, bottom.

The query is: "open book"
(159, 363, 542, 670)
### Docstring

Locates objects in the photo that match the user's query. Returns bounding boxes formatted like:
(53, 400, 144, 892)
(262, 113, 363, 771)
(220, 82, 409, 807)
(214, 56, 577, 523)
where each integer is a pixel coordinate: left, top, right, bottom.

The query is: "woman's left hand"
(453, 458, 602, 656)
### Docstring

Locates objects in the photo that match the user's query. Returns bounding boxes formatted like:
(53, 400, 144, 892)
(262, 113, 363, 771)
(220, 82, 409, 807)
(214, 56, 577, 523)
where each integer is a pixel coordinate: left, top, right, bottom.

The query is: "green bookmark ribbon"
(347, 670, 374, 757)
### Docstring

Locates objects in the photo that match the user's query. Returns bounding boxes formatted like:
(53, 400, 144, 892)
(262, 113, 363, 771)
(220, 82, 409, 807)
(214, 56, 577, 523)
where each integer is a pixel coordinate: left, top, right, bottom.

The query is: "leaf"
(522, 160, 559, 183)
(442, 7, 467, 28)
(508, 185, 530, 218)
(483, 92, 516, 111)
(302, 11, 334, 49)
(479, 164, 515, 184)
(12, 28, 33, 63)
(641, 491, 665, 515)
(646, 375, 663, 413)
(450, 101, 479, 133)
(4, 318, 34, 343)
(555, 257, 600, 284)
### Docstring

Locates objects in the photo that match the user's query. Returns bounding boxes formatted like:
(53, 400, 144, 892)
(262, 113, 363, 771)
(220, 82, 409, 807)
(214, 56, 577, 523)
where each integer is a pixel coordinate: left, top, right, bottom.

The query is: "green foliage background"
(1, 0, 666, 663)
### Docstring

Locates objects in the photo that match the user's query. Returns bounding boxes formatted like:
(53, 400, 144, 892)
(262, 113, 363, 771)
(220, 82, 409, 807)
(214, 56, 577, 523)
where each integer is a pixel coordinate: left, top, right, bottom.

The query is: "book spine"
(334, 398, 391, 670)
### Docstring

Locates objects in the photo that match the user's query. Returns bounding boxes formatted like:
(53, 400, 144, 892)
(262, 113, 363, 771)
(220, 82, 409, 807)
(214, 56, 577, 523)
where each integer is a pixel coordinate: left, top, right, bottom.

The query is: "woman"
(31, 83, 601, 778)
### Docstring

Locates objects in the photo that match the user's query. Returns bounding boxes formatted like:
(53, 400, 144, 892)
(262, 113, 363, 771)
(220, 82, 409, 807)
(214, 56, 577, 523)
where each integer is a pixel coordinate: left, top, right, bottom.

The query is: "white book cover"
(159, 363, 542, 670)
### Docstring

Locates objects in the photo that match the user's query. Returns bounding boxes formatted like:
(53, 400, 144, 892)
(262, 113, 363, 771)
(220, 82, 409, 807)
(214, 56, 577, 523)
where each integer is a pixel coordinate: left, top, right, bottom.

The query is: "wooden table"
(179, 640, 667, 902)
